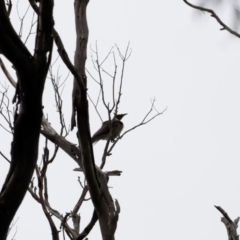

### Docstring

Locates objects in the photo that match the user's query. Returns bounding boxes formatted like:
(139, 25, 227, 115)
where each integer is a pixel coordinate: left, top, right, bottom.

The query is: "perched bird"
(92, 114, 127, 144)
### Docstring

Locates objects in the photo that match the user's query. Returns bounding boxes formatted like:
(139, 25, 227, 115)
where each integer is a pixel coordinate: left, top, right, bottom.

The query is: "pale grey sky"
(1, 0, 240, 240)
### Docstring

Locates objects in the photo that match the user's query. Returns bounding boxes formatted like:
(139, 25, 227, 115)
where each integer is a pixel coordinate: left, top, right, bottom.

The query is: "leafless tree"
(0, 1, 164, 240)
(0, 0, 54, 239)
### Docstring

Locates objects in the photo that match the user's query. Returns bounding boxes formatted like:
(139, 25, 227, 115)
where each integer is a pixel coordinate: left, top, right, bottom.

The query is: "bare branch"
(0, 151, 10, 163)
(122, 102, 167, 138)
(87, 92, 103, 122)
(72, 186, 88, 234)
(29, 0, 85, 91)
(77, 169, 121, 240)
(215, 206, 239, 240)
(100, 138, 112, 169)
(28, 187, 41, 204)
(16, 2, 31, 39)
(49, 67, 69, 138)
(105, 170, 122, 177)
(0, 57, 17, 88)
(0, 90, 14, 134)
(77, 211, 98, 240)
(85, 67, 100, 84)
(107, 102, 167, 155)
(24, 11, 37, 45)
(111, 52, 117, 110)
(100, 46, 115, 66)
(77, 176, 85, 189)
(52, 28, 86, 90)
(99, 51, 118, 113)
(114, 43, 131, 116)
(28, 0, 39, 14)
(90, 53, 98, 72)
(95, 42, 109, 110)
(0, 123, 12, 134)
(7, 217, 18, 238)
(183, 0, 240, 38)
(35, 166, 59, 240)
(34, 148, 77, 240)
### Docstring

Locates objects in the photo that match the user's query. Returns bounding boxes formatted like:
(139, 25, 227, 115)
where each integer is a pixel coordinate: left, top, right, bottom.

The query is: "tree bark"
(73, 1, 118, 239)
(0, 1, 54, 239)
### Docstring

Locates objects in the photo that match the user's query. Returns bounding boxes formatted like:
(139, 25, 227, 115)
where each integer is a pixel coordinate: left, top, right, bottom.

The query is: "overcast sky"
(1, 0, 240, 240)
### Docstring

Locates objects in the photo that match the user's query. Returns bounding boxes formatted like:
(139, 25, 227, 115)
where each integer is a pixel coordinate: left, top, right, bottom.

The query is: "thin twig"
(49, 66, 69, 138)
(0, 57, 17, 87)
(87, 93, 103, 122)
(122, 106, 167, 138)
(100, 46, 115, 66)
(24, 11, 37, 45)
(108, 102, 167, 155)
(72, 186, 88, 221)
(35, 166, 59, 240)
(85, 67, 100, 84)
(111, 52, 117, 111)
(0, 91, 14, 134)
(16, 2, 31, 39)
(114, 43, 131, 116)
(0, 151, 10, 163)
(95, 42, 109, 110)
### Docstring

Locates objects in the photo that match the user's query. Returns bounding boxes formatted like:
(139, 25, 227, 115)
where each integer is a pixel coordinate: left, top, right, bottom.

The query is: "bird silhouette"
(92, 114, 127, 144)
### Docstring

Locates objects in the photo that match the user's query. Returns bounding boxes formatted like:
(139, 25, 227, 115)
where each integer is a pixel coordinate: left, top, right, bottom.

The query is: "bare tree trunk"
(72, 1, 118, 239)
(0, 1, 54, 239)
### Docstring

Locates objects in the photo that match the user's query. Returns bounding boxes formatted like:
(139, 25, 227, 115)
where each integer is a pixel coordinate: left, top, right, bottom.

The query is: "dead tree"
(0, 0, 54, 239)
(0, 1, 164, 240)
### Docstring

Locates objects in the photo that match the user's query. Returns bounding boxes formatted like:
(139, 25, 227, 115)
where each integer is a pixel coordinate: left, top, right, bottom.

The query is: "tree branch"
(0, 57, 16, 88)
(215, 206, 239, 240)
(0, 0, 54, 238)
(36, 166, 59, 240)
(183, 0, 240, 38)
(0, 1, 32, 72)
(73, 2, 120, 239)
(77, 211, 98, 240)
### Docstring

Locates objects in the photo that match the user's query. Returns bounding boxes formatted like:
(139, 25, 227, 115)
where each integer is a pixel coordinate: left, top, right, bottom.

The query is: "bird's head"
(115, 113, 127, 120)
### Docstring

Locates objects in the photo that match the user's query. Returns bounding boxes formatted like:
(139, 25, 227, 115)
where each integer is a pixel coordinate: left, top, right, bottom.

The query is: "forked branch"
(215, 206, 239, 240)
(102, 99, 167, 164)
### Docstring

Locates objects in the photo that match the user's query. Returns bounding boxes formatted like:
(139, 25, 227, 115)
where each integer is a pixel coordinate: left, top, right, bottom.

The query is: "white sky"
(1, 0, 240, 239)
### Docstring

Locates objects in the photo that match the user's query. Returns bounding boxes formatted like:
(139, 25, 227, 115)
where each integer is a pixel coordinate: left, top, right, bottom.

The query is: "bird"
(91, 114, 127, 144)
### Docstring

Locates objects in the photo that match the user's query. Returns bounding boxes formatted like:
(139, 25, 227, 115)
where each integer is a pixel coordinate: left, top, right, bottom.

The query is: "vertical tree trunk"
(73, 1, 116, 239)
(0, 1, 54, 239)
